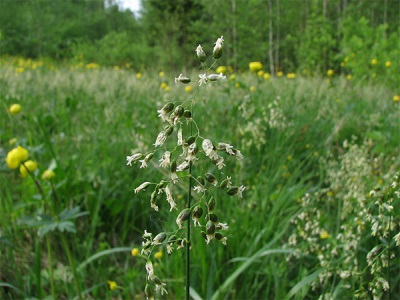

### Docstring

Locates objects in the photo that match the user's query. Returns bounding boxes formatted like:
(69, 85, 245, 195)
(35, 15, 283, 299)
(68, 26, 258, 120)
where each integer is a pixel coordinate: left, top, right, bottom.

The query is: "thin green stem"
(60, 233, 82, 300)
(186, 108, 194, 300)
(46, 236, 56, 299)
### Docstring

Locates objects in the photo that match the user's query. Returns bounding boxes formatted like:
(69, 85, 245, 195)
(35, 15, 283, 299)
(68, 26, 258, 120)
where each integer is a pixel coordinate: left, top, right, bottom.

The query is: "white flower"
(145, 261, 154, 279)
(216, 156, 225, 170)
(218, 143, 235, 155)
(215, 35, 224, 47)
(207, 73, 226, 81)
(171, 172, 178, 183)
(175, 73, 190, 84)
(126, 153, 142, 166)
(159, 151, 171, 168)
(198, 73, 207, 86)
(217, 222, 229, 230)
(154, 277, 168, 295)
(134, 182, 151, 193)
(139, 159, 148, 168)
(165, 186, 177, 211)
(234, 149, 243, 160)
(237, 185, 246, 198)
(177, 128, 183, 146)
(177, 161, 190, 172)
(154, 130, 167, 147)
(196, 44, 206, 62)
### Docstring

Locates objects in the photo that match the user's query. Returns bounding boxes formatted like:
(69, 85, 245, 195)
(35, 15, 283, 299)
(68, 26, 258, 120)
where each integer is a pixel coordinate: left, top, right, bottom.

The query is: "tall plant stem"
(60, 234, 82, 300)
(186, 108, 194, 300)
(46, 236, 56, 299)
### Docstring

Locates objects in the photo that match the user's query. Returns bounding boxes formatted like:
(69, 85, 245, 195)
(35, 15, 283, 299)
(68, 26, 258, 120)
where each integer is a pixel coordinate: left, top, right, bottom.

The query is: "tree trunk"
(268, 0, 274, 74)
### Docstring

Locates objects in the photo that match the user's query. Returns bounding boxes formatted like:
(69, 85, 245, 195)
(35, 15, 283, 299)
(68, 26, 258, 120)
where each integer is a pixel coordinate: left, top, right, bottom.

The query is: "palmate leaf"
(18, 206, 88, 238)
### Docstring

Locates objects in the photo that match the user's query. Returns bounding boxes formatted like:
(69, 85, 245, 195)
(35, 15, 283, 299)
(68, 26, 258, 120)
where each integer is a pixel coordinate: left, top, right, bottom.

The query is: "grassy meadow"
(1, 58, 399, 299)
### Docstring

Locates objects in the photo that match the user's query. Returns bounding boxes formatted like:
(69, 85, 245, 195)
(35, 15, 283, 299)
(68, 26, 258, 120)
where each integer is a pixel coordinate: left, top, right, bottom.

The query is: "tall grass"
(1, 65, 399, 299)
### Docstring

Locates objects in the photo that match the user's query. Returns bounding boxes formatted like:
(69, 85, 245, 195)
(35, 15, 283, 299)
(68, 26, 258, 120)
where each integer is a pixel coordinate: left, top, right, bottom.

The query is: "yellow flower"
(159, 71, 165, 77)
(257, 70, 264, 77)
(286, 73, 296, 79)
(263, 73, 270, 80)
(20, 160, 37, 178)
(235, 82, 240, 88)
(346, 74, 352, 80)
(9, 104, 21, 115)
(393, 95, 400, 102)
(107, 280, 117, 291)
(113, 66, 120, 71)
(131, 248, 139, 257)
(249, 86, 255, 92)
(85, 63, 99, 69)
(385, 61, 391, 68)
(320, 230, 329, 239)
(372, 73, 377, 78)
(164, 86, 170, 92)
(229, 74, 236, 81)
(340, 62, 345, 67)
(185, 86, 192, 93)
(42, 169, 56, 180)
(16, 67, 25, 73)
(154, 250, 163, 259)
(216, 66, 227, 74)
(160, 82, 167, 89)
(249, 62, 263, 72)
(326, 191, 334, 197)
(5, 146, 29, 169)
(327, 69, 334, 76)
(277, 71, 284, 77)
(371, 58, 378, 65)
(136, 73, 142, 79)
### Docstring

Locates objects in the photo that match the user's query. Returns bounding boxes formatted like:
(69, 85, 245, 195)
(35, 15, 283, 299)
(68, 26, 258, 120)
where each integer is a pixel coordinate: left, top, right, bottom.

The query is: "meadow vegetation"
(1, 50, 399, 299)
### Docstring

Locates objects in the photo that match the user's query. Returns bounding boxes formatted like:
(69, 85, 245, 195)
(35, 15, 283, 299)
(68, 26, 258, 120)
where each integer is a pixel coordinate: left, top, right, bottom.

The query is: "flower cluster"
(126, 36, 245, 298)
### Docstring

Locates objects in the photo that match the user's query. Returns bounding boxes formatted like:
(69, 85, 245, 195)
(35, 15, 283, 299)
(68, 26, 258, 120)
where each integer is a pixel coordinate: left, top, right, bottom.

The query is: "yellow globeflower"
(216, 66, 227, 74)
(185, 86, 192, 93)
(327, 69, 334, 77)
(42, 169, 56, 180)
(346, 74, 352, 80)
(263, 73, 270, 80)
(320, 230, 329, 239)
(160, 82, 167, 89)
(235, 82, 240, 88)
(159, 71, 165, 77)
(229, 74, 236, 81)
(9, 104, 22, 115)
(393, 95, 400, 102)
(107, 280, 117, 291)
(154, 250, 163, 259)
(287, 73, 296, 79)
(131, 248, 139, 257)
(136, 73, 142, 79)
(249, 62, 263, 72)
(249, 86, 255, 92)
(385, 61, 391, 68)
(371, 59, 378, 65)
(20, 160, 37, 178)
(5, 146, 29, 169)
(277, 71, 284, 77)
(257, 70, 264, 77)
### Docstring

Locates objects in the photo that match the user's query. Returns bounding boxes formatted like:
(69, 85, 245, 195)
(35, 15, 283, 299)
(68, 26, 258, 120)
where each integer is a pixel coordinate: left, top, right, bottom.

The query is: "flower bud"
(193, 206, 203, 219)
(184, 136, 196, 146)
(145, 284, 154, 299)
(207, 197, 216, 212)
(170, 159, 177, 173)
(165, 125, 174, 136)
(153, 232, 167, 245)
(196, 45, 207, 62)
(206, 220, 216, 235)
(208, 213, 218, 223)
(176, 208, 191, 228)
(213, 36, 224, 59)
(220, 178, 230, 189)
(197, 176, 205, 186)
(175, 74, 191, 84)
(174, 105, 184, 118)
(227, 186, 239, 196)
(161, 102, 174, 114)
(183, 110, 192, 119)
(205, 173, 217, 185)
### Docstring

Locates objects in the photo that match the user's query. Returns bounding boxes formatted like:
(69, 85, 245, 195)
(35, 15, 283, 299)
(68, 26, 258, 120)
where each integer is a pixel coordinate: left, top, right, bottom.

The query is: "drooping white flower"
(175, 73, 191, 84)
(134, 182, 151, 193)
(165, 186, 177, 211)
(207, 73, 226, 81)
(218, 142, 235, 155)
(216, 156, 225, 170)
(145, 261, 154, 280)
(177, 128, 183, 146)
(177, 161, 190, 172)
(154, 130, 167, 147)
(159, 151, 171, 168)
(196, 44, 206, 62)
(126, 153, 143, 166)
